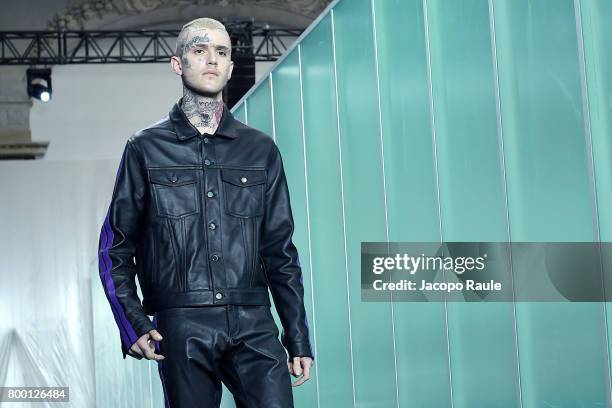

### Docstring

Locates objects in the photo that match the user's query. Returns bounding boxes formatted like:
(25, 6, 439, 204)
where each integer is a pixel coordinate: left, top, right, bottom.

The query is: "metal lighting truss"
(0, 22, 303, 65)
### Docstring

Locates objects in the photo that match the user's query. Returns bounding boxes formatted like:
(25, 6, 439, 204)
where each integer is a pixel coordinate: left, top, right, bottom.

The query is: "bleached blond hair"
(175, 18, 230, 58)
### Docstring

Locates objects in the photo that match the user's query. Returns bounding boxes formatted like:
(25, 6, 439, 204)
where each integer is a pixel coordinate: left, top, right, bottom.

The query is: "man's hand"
(288, 356, 313, 386)
(127, 329, 165, 361)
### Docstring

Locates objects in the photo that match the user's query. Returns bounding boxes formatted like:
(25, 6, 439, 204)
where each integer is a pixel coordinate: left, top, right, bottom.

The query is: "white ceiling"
(0, 0, 331, 31)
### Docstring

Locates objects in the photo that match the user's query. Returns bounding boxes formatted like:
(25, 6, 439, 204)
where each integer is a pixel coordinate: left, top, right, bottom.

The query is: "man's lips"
(205, 71, 219, 76)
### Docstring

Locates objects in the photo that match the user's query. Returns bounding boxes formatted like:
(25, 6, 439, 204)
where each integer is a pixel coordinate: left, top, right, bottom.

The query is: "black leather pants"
(152, 305, 294, 408)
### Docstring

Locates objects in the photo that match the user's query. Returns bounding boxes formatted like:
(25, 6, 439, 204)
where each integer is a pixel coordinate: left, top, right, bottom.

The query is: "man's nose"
(208, 51, 217, 64)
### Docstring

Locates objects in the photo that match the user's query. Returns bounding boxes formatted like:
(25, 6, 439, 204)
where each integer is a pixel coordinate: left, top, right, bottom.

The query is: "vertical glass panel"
(425, 0, 520, 406)
(271, 49, 319, 407)
(333, 0, 397, 405)
(246, 77, 273, 136)
(232, 102, 246, 123)
(578, 0, 612, 395)
(373, 0, 452, 406)
(300, 16, 355, 407)
(580, 0, 612, 239)
(493, 0, 609, 405)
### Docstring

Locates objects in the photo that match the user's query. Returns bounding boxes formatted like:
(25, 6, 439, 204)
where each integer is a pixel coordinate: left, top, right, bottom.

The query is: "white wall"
(30, 64, 181, 161)
(2, 64, 184, 408)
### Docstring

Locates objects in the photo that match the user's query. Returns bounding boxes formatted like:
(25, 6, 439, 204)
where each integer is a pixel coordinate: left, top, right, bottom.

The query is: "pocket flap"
(221, 168, 266, 187)
(149, 169, 197, 187)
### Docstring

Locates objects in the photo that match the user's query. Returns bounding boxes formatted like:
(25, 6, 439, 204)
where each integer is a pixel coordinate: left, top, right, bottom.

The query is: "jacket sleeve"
(259, 142, 315, 361)
(98, 138, 155, 360)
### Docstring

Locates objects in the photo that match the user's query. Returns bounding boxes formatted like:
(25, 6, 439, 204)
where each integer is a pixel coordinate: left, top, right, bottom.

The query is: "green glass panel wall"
(425, 0, 520, 406)
(233, 102, 246, 123)
(492, 0, 609, 406)
(271, 50, 319, 408)
(579, 0, 612, 391)
(299, 16, 355, 407)
(332, 0, 398, 406)
(230, 0, 612, 406)
(245, 76, 273, 137)
(373, 0, 451, 406)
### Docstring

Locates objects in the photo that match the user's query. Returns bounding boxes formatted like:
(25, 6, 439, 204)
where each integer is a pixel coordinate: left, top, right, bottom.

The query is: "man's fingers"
(290, 357, 313, 386)
(130, 342, 144, 356)
(303, 360, 311, 380)
(128, 348, 144, 359)
(146, 337, 157, 352)
(292, 375, 309, 387)
(149, 329, 163, 341)
(292, 357, 302, 376)
(142, 345, 165, 361)
(288, 360, 299, 377)
(135, 336, 165, 361)
(127, 332, 165, 361)
(292, 367, 310, 387)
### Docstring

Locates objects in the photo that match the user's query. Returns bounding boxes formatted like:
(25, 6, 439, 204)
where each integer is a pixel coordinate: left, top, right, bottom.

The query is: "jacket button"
(240, 177, 247, 183)
(170, 175, 178, 183)
(204, 159, 211, 166)
(207, 191, 215, 198)
(208, 223, 216, 230)
(211, 254, 219, 262)
(203, 137, 209, 144)
(215, 292, 223, 299)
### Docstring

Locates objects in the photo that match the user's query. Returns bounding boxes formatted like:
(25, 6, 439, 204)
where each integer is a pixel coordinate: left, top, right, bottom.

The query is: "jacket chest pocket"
(220, 168, 266, 218)
(149, 169, 199, 218)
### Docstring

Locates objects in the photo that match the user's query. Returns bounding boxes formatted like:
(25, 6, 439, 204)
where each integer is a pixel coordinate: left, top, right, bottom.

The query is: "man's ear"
(170, 55, 182, 75)
(227, 60, 234, 81)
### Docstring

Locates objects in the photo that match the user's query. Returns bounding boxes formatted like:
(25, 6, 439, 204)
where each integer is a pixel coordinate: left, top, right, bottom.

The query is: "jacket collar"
(170, 97, 239, 141)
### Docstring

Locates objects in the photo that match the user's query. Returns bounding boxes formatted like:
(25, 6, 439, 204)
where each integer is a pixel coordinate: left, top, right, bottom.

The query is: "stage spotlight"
(27, 68, 53, 102)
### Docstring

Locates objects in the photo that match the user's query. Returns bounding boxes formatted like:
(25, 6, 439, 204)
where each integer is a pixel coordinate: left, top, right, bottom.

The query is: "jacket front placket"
(200, 135, 227, 302)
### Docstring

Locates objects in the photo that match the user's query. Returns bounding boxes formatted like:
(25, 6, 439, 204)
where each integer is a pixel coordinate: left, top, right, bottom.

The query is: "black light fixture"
(26, 68, 52, 102)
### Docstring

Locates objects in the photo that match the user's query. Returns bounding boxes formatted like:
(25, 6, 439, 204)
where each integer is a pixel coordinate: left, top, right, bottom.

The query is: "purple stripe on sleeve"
(99, 210, 139, 347)
(99, 221, 131, 347)
(98, 240, 130, 347)
(98, 146, 140, 349)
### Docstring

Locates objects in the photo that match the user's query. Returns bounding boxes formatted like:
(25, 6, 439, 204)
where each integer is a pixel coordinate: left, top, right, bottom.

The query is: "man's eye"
(194, 49, 204, 54)
(218, 50, 227, 56)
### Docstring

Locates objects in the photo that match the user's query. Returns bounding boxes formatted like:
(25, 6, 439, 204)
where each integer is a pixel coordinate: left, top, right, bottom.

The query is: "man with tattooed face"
(98, 17, 314, 408)
(174, 22, 231, 134)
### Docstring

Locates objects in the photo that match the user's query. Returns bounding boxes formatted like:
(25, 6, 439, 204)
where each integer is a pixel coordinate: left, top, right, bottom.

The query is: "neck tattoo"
(181, 85, 224, 134)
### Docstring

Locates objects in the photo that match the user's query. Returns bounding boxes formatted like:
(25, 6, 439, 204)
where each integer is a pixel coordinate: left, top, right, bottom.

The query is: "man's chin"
(183, 79, 224, 98)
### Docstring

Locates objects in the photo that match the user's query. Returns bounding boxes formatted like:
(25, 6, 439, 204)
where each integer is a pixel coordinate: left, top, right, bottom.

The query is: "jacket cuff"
(284, 339, 315, 361)
(121, 318, 156, 360)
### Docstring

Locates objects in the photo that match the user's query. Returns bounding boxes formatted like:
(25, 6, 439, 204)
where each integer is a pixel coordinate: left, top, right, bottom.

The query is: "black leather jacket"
(98, 98, 314, 361)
